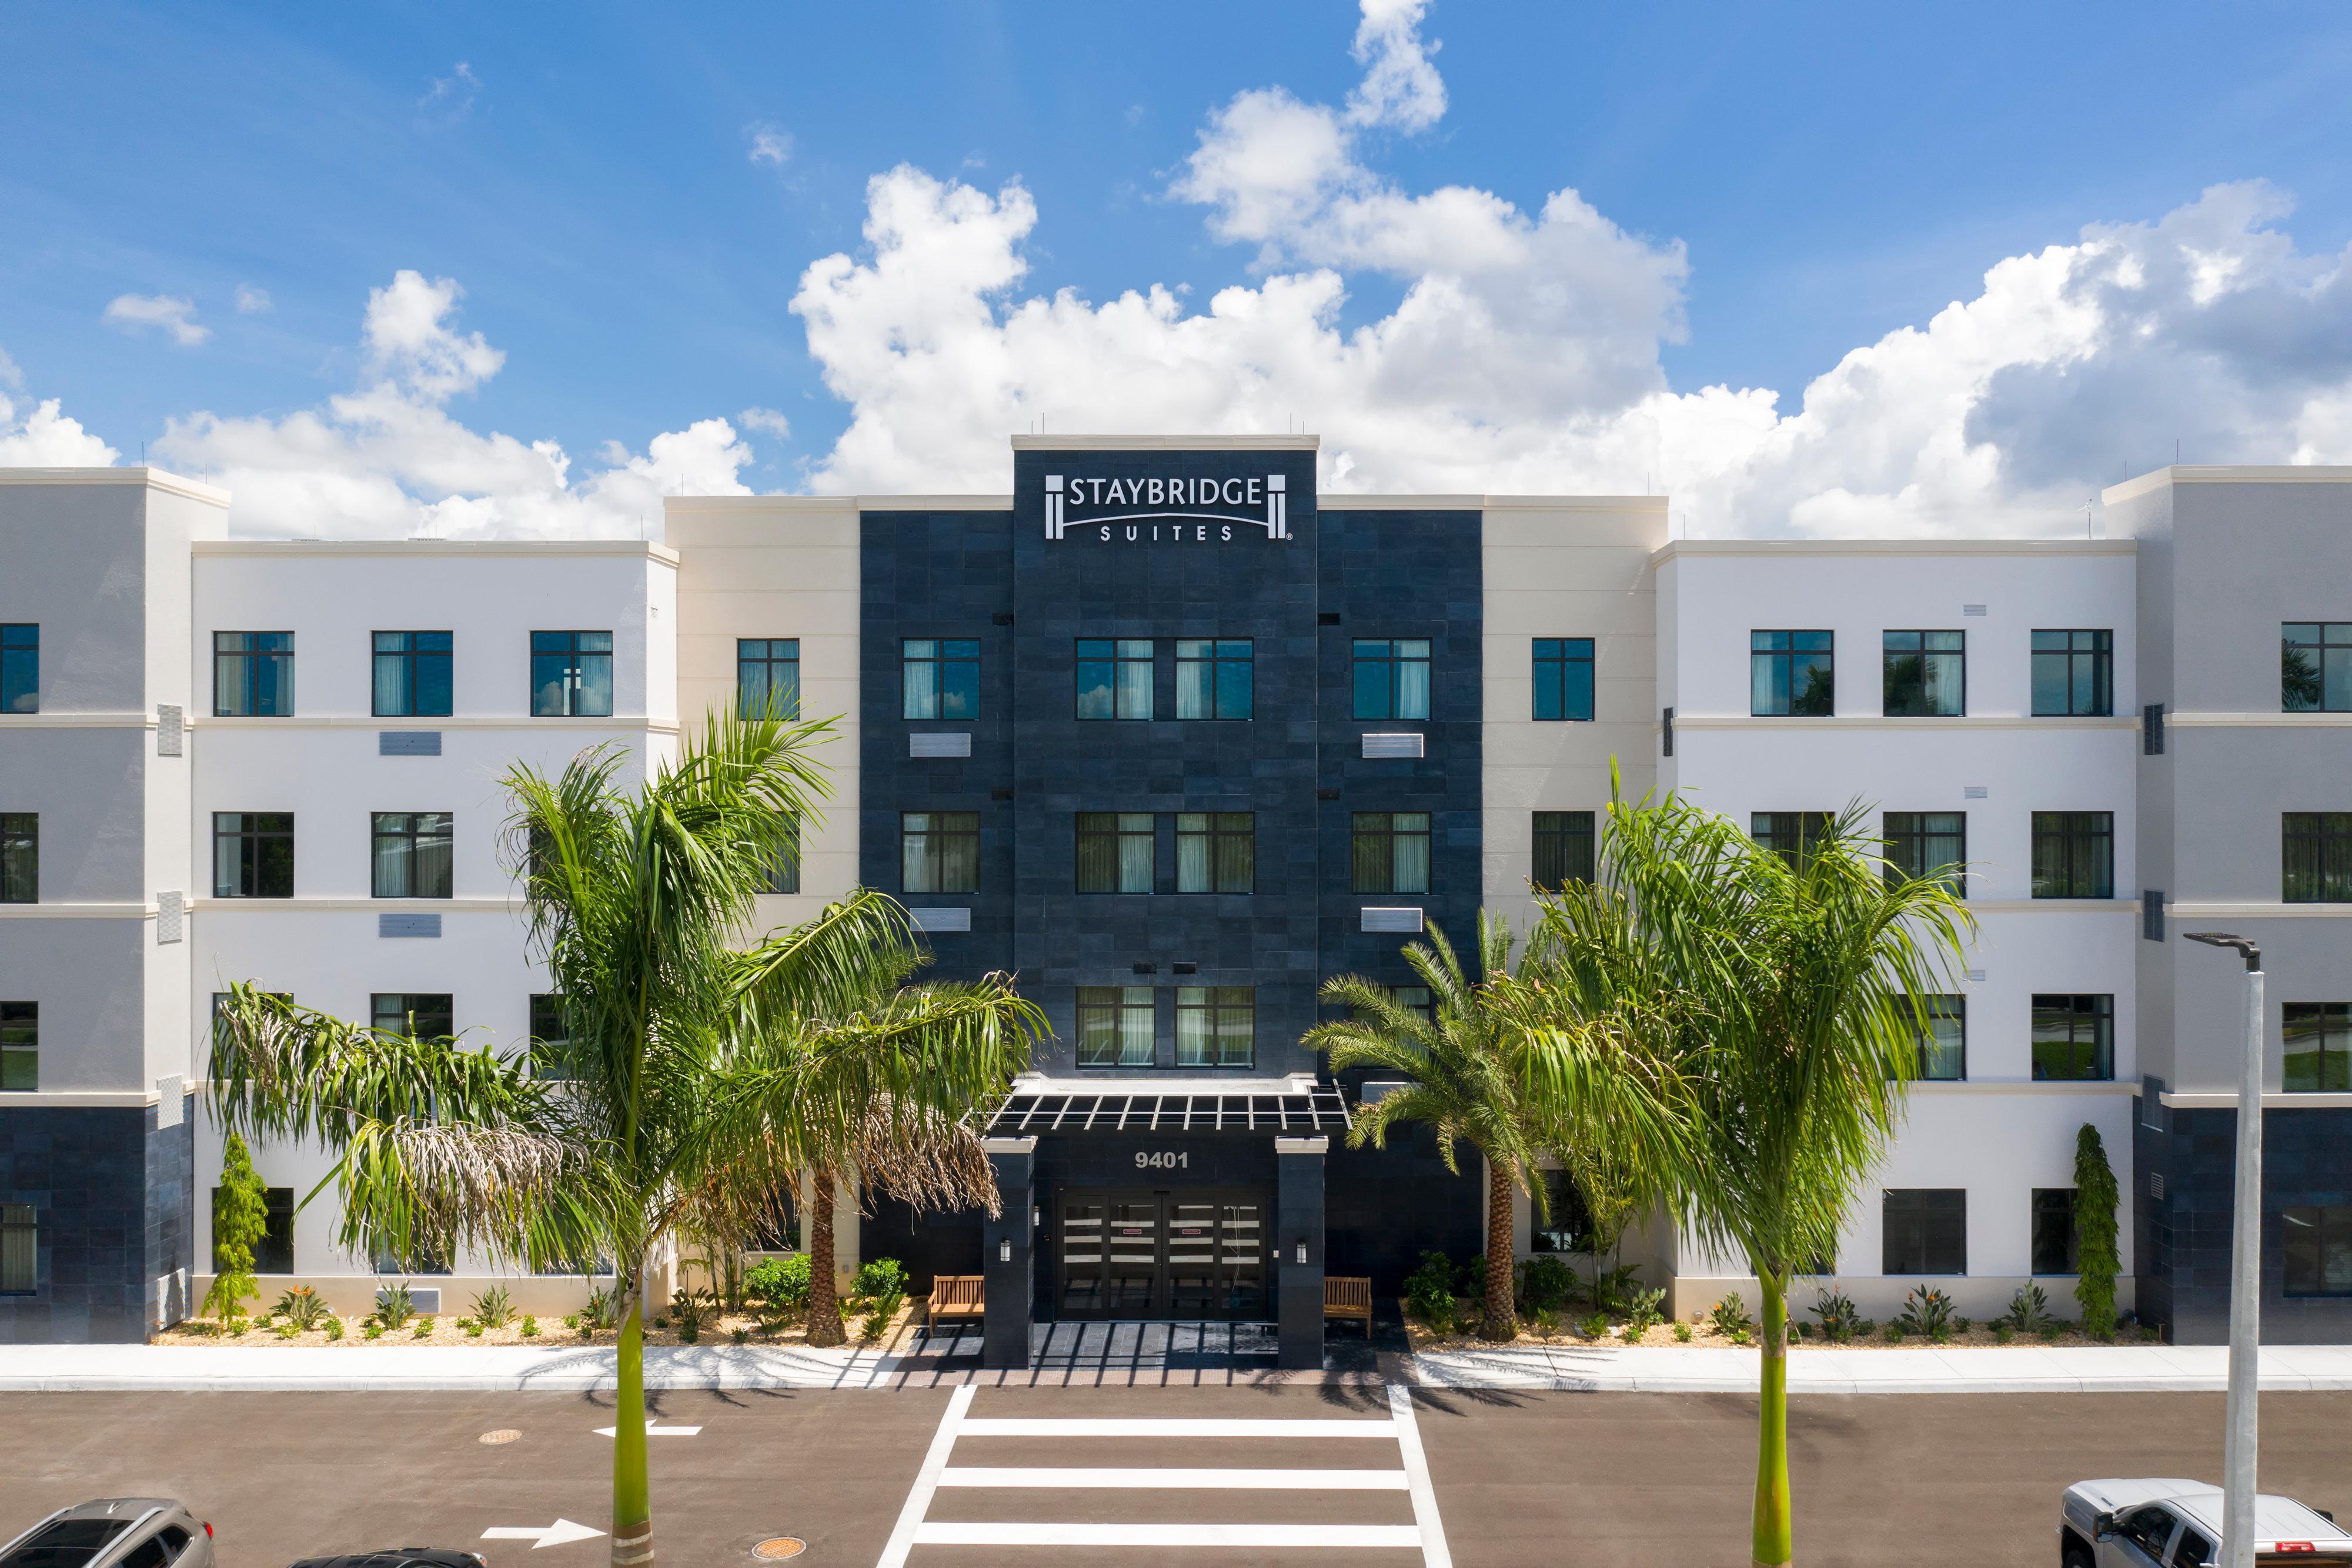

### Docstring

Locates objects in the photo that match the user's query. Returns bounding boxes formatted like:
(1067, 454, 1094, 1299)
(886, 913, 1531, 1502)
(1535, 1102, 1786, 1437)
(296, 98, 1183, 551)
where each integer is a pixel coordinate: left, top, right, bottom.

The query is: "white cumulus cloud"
(747, 123, 793, 168)
(103, 293, 211, 347)
(234, 285, 272, 315)
(739, 406, 792, 438)
(0, 345, 118, 465)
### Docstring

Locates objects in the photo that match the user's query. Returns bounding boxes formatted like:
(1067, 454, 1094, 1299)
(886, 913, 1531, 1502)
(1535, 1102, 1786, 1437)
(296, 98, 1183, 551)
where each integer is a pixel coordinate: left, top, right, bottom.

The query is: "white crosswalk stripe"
(874, 1382, 1451, 1565)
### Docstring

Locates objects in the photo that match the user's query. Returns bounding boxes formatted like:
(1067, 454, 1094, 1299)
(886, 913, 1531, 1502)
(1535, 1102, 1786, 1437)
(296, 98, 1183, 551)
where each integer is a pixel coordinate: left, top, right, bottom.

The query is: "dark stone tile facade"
(0, 1100, 194, 1343)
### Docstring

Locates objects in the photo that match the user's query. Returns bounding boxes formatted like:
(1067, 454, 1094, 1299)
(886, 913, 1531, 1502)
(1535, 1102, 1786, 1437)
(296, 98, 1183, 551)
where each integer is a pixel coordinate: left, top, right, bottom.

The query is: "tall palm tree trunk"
(1482, 1159, 1516, 1340)
(1751, 1271, 1792, 1566)
(805, 1165, 846, 1347)
(612, 1292, 652, 1564)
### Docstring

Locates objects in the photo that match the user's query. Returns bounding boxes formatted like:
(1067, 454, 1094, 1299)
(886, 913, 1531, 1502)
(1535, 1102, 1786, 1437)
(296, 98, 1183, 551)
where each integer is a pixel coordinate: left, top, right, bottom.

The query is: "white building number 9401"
(1134, 1151, 1188, 1171)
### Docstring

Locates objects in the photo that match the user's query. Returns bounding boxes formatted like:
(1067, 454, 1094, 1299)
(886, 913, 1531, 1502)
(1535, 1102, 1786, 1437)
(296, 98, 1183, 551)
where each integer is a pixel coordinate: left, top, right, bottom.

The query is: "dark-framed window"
(901, 811, 980, 894)
(1352, 639, 1431, 721)
(1750, 630, 1833, 716)
(2032, 811, 2113, 898)
(371, 811, 453, 899)
(1752, 811, 1833, 870)
(0, 1001, 34, 1092)
(1176, 812, 1252, 893)
(1076, 986, 1155, 1068)
(1882, 1188, 1966, 1276)
(901, 638, 979, 721)
(245, 1186, 296, 1275)
(370, 992, 454, 1040)
(2032, 994, 2113, 1081)
(213, 631, 295, 717)
(2284, 1002, 2352, 1094)
(2031, 629, 2112, 717)
(761, 816, 800, 895)
(2284, 813, 2352, 904)
(0, 625, 36, 713)
(1352, 811, 1430, 894)
(0, 814, 33, 903)
(2283, 1206, 2352, 1297)
(737, 638, 801, 720)
(212, 812, 293, 899)
(529, 992, 572, 1081)
(1394, 985, 1434, 1022)
(1177, 639, 1253, 720)
(1532, 638, 1595, 722)
(372, 631, 452, 717)
(2032, 1188, 2079, 1276)
(530, 631, 613, 717)
(0, 1203, 34, 1294)
(1076, 812, 1154, 894)
(1882, 630, 1964, 717)
(1175, 986, 1254, 1069)
(1915, 995, 1965, 1081)
(1532, 810, 1595, 890)
(1076, 640, 1153, 720)
(1884, 811, 1966, 897)
(2282, 623, 2352, 712)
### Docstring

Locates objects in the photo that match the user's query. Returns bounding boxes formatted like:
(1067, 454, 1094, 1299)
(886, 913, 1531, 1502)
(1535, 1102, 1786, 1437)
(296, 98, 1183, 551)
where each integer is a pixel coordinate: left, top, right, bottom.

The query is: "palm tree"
(1521, 791, 1970, 1568)
(209, 714, 1045, 1566)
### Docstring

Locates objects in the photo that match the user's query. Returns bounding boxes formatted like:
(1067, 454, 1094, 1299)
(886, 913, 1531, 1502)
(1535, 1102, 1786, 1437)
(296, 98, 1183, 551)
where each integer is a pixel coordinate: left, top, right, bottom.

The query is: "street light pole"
(2186, 930, 2263, 1568)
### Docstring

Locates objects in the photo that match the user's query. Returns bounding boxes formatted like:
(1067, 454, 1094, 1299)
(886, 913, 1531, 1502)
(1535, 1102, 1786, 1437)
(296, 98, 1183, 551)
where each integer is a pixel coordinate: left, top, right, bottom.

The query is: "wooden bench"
(1325, 1276, 1374, 1336)
(923, 1275, 984, 1340)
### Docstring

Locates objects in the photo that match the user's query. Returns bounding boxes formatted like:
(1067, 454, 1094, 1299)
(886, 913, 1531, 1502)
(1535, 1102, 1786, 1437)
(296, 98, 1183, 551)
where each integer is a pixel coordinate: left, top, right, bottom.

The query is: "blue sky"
(5, 1, 2352, 536)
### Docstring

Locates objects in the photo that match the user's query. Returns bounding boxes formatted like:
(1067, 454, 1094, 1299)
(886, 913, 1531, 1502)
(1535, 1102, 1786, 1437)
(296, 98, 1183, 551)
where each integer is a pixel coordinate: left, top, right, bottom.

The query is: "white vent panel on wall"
(156, 704, 183, 756)
(911, 907, 973, 933)
(1361, 907, 1425, 934)
(910, 731, 973, 758)
(155, 891, 183, 943)
(1361, 733, 1424, 760)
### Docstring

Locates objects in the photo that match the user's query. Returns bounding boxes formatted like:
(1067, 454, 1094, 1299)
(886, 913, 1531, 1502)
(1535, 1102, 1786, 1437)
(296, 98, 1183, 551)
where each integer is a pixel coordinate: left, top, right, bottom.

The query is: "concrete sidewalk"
(7, 1339, 2352, 1394)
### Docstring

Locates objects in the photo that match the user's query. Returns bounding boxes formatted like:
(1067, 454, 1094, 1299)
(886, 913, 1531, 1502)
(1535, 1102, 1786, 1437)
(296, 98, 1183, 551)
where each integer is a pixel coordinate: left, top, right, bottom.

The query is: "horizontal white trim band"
(910, 1524, 1422, 1549)
(192, 898, 519, 913)
(194, 540, 679, 563)
(195, 715, 679, 732)
(936, 1467, 1409, 1490)
(2104, 464, 2352, 503)
(2166, 903, 2352, 919)
(0, 713, 161, 729)
(0, 1091, 164, 1108)
(0, 903, 158, 919)
(2160, 1091, 2352, 1109)
(1655, 537, 2136, 559)
(955, 1418, 1398, 1439)
(1909, 1081, 2139, 1095)
(2168, 712, 2352, 728)
(0, 466, 229, 505)
(1671, 714, 2136, 730)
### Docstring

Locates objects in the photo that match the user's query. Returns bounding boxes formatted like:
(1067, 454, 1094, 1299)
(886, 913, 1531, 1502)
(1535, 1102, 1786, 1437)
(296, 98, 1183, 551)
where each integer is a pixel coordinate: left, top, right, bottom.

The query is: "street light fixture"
(2184, 930, 2263, 1568)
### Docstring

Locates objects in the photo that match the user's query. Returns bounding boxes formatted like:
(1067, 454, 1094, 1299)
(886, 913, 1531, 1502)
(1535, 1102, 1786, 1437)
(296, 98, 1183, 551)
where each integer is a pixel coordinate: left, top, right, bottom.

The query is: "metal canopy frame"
(985, 1079, 1348, 1136)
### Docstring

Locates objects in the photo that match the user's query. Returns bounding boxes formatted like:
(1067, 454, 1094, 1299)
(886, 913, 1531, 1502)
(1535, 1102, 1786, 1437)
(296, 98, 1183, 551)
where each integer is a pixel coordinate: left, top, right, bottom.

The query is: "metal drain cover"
(478, 1429, 521, 1445)
(751, 1539, 807, 1560)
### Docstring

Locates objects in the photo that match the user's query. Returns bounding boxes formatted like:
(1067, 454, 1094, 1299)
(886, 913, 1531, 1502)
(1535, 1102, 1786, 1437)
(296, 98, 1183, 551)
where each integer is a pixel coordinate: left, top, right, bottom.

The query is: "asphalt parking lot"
(3, 1385, 2350, 1566)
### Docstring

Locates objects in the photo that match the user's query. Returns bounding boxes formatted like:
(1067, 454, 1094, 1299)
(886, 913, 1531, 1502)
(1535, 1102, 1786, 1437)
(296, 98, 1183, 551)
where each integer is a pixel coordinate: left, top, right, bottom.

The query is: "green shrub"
(1623, 1286, 1665, 1338)
(582, 1286, 616, 1330)
(273, 1286, 331, 1332)
(206, 1132, 269, 1323)
(224, 1315, 250, 1336)
(746, 1254, 813, 1313)
(859, 1289, 904, 1343)
(1993, 1322, 2014, 1344)
(465, 1321, 485, 1339)
(1591, 1263, 1644, 1313)
(1532, 1308, 1559, 1336)
(363, 1322, 383, 1340)
(520, 1316, 539, 1339)
(851, 1258, 908, 1300)
(371, 1282, 416, 1332)
(1729, 1327, 1750, 1346)
(1404, 1252, 1458, 1323)
(562, 1313, 579, 1330)
(1792, 1320, 1810, 1340)
(469, 1285, 513, 1330)
(1578, 1310, 1611, 1339)
(2004, 1283, 2057, 1335)
(275, 1322, 298, 1339)
(1708, 1292, 1755, 1340)
(731, 1327, 750, 1345)
(1896, 1285, 1955, 1342)
(2075, 1124, 2120, 1339)
(1672, 1320, 1693, 1343)
(1884, 1322, 1906, 1343)
(671, 1288, 709, 1343)
(326, 1316, 345, 1341)
(2039, 1324, 2063, 1343)
(1518, 1255, 1575, 1313)
(412, 1316, 435, 1339)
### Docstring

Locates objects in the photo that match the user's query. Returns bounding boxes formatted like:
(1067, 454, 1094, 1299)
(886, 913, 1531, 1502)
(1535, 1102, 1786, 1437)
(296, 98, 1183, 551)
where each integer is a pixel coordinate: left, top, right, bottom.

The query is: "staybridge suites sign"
(1043, 472, 1294, 543)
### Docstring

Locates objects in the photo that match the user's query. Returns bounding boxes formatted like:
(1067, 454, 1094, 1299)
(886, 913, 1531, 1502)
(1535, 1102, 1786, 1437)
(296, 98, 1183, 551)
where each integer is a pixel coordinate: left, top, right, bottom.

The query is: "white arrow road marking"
(592, 1420, 701, 1437)
(482, 1519, 606, 1549)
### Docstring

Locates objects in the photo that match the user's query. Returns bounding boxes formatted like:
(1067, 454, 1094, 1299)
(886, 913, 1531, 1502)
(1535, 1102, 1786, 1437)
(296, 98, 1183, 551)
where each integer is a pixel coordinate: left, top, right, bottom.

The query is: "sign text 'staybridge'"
(1044, 473, 1291, 542)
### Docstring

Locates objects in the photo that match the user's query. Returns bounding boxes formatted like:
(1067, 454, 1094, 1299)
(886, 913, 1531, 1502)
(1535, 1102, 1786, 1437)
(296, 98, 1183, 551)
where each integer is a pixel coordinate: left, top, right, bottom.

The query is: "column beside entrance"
(1275, 1135, 1328, 1370)
(981, 1136, 1037, 1370)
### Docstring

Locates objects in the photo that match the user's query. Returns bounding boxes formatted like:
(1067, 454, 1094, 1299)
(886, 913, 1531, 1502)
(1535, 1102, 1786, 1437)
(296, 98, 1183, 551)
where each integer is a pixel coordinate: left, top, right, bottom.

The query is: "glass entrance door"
(1104, 1198, 1163, 1315)
(1056, 1187, 1271, 1321)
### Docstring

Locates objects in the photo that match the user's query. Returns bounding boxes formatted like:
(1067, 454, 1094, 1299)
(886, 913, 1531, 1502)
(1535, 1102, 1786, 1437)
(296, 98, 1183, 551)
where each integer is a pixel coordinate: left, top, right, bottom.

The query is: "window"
(761, 816, 801, 895)
(0, 1203, 31, 1293)
(1175, 813, 1253, 894)
(213, 630, 295, 717)
(0, 1001, 33, 1091)
(1532, 811, 1596, 890)
(2283, 1205, 2352, 1296)
(1750, 630, 1834, 716)
(2114, 1508, 2180, 1563)
(2173, 1526, 2216, 1568)
(1393, 985, 1434, 1022)
(1352, 639, 1431, 720)
(2030, 629, 2112, 717)
(2032, 994, 2114, 1081)
(370, 992, 454, 1039)
(901, 638, 979, 721)
(2284, 1003, 2352, 1093)
(1883, 812, 1966, 896)
(530, 631, 613, 717)
(2032, 1188, 2079, 1275)
(2032, 811, 2113, 898)
(249, 1186, 295, 1275)
(1881, 1188, 1966, 1276)
(1530, 1169, 1591, 1255)
(529, 993, 572, 1081)
(2284, 813, 2352, 903)
(2283, 623, 2352, 711)
(737, 638, 801, 720)
(0, 624, 35, 713)
(1177, 639, 1253, 720)
(1077, 812, 1154, 894)
(901, 811, 980, 894)
(0, 814, 32, 903)
(1076, 987, 1155, 1068)
(1176, 986, 1254, 1068)
(372, 631, 453, 717)
(212, 812, 293, 898)
(372, 812, 453, 899)
(1352, 811, 1431, 894)
(1532, 638, 1595, 721)
(1752, 811, 1833, 870)
(1882, 630, 1964, 717)
(1075, 639, 1153, 720)
(1914, 995, 1965, 1081)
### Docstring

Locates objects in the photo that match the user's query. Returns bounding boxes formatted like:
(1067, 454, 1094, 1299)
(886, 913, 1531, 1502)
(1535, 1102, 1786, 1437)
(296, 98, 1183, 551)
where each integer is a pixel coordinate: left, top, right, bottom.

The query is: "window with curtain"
(1751, 811, 1833, 871)
(901, 811, 980, 894)
(0, 814, 35, 904)
(1352, 811, 1431, 894)
(1076, 987, 1155, 1068)
(371, 812, 453, 899)
(1882, 630, 1965, 716)
(0, 624, 37, 713)
(214, 630, 295, 717)
(1915, 995, 1965, 1081)
(1883, 811, 1966, 896)
(2031, 811, 2113, 898)
(1532, 638, 1595, 721)
(2284, 1002, 2352, 1093)
(1352, 639, 1431, 720)
(1881, 1189, 1966, 1276)
(1175, 987, 1254, 1069)
(370, 992, 454, 1039)
(2282, 623, 2352, 711)
(1531, 811, 1595, 890)
(760, 815, 801, 895)
(372, 631, 453, 717)
(1076, 813, 1154, 893)
(737, 638, 801, 720)
(212, 813, 294, 898)
(1750, 630, 1833, 716)
(2031, 994, 2113, 1081)
(529, 630, 613, 717)
(1176, 640, 1252, 720)
(2284, 813, 2352, 903)
(1075, 640, 1153, 720)
(0, 1204, 33, 1294)
(2030, 629, 2112, 717)
(0, 1001, 34, 1092)
(902, 638, 980, 720)
(1175, 813, 1252, 893)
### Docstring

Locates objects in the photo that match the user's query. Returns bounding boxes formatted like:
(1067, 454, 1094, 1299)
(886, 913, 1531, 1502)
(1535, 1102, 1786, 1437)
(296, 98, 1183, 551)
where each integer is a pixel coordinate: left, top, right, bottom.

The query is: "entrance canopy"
(985, 1074, 1349, 1136)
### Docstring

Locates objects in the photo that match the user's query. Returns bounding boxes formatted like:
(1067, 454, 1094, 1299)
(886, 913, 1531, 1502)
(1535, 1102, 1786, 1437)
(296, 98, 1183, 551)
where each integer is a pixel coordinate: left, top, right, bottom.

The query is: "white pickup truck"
(2062, 1479, 2352, 1566)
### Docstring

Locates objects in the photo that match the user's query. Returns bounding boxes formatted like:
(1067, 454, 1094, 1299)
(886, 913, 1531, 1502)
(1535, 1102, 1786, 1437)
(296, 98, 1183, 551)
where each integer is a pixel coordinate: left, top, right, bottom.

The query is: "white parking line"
(954, 1417, 1400, 1439)
(1387, 1384, 1453, 1568)
(936, 1467, 1411, 1490)
(876, 1383, 973, 1568)
(909, 1523, 1426, 1549)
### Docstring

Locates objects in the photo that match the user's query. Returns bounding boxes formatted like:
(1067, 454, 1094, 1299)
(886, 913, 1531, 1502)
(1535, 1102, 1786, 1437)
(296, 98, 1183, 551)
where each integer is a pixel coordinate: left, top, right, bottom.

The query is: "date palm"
(209, 714, 1044, 1567)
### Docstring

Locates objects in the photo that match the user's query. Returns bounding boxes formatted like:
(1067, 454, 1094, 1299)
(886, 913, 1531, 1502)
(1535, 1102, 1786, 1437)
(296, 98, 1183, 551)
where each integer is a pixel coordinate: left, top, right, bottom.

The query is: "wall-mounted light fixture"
(1033, 1205, 1041, 1228)
(1294, 1240, 1308, 1266)
(999, 1238, 1013, 1264)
